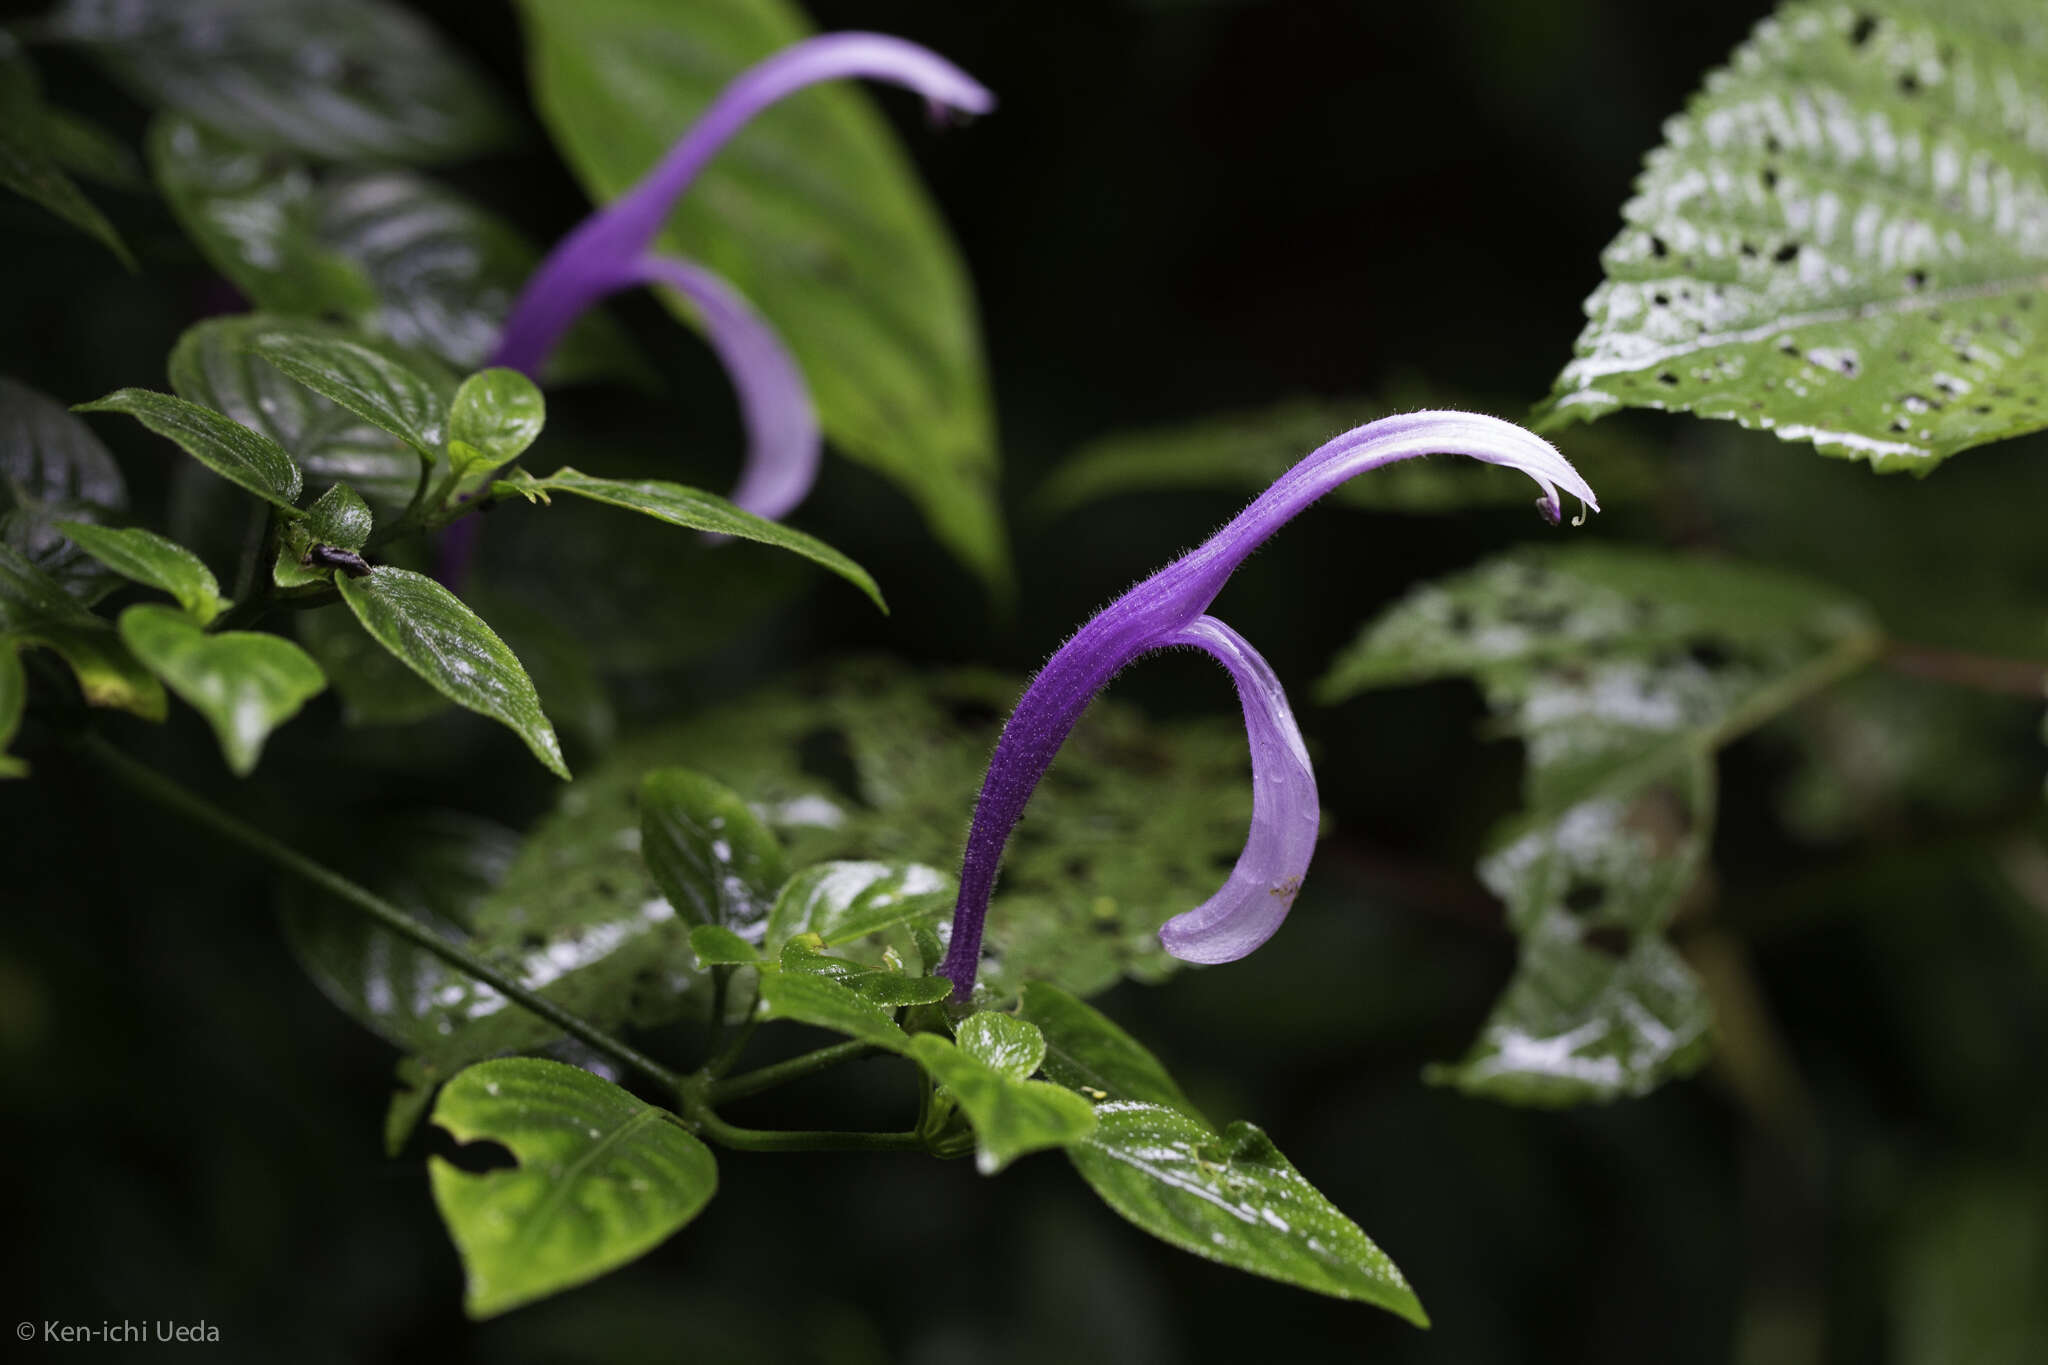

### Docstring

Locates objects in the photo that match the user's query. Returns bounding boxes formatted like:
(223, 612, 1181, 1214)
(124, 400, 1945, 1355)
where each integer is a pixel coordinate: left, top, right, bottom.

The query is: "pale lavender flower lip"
(489, 32, 991, 509)
(936, 410, 1598, 998)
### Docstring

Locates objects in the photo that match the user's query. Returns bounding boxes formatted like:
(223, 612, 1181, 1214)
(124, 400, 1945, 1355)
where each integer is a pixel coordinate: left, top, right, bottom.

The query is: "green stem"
(710, 1040, 878, 1105)
(672, 1087, 923, 1154)
(76, 734, 686, 1094)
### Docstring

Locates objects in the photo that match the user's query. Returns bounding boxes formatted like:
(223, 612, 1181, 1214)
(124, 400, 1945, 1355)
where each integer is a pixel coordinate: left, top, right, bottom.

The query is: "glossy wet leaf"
(149, 116, 377, 320)
(55, 522, 225, 624)
(117, 604, 325, 775)
(0, 640, 27, 777)
(762, 861, 954, 958)
(1068, 1101, 1427, 1324)
(638, 768, 788, 935)
(168, 315, 418, 518)
(774, 941, 951, 1007)
(1539, 0, 2048, 468)
(75, 388, 303, 513)
(0, 543, 164, 720)
(247, 326, 453, 462)
(756, 970, 914, 1054)
(336, 567, 567, 778)
(49, 0, 513, 165)
(1019, 982, 1202, 1118)
(1037, 393, 1657, 519)
(689, 924, 757, 967)
(0, 38, 132, 266)
(909, 1024, 1096, 1174)
(448, 369, 544, 472)
(504, 661, 1259, 999)
(1, 375, 128, 601)
(516, 0, 1007, 593)
(429, 1058, 717, 1319)
(493, 468, 883, 612)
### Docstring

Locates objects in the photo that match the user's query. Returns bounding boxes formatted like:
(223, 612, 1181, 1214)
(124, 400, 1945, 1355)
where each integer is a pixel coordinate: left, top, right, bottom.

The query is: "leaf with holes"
(1067, 1101, 1427, 1324)
(169, 315, 419, 519)
(75, 389, 303, 513)
(910, 1020, 1096, 1174)
(336, 567, 567, 778)
(56, 522, 225, 624)
(118, 604, 325, 775)
(0, 37, 132, 266)
(49, 0, 513, 165)
(638, 768, 788, 936)
(247, 325, 454, 463)
(515, 0, 1007, 593)
(0, 543, 164, 720)
(1, 376, 129, 601)
(1539, 0, 2048, 468)
(429, 1058, 717, 1319)
(493, 468, 883, 612)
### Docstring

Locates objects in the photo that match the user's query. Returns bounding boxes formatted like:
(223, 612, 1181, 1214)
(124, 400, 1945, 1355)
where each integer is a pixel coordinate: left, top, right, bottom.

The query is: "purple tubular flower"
(490, 31, 994, 516)
(936, 410, 1599, 997)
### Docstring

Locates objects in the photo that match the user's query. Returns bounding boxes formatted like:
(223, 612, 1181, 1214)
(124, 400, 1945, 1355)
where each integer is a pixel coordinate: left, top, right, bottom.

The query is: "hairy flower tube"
(936, 411, 1599, 997)
(493, 30, 993, 515)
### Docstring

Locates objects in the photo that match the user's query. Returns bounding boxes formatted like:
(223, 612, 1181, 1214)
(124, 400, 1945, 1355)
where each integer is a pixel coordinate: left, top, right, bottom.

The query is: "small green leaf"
(75, 389, 303, 512)
(335, 566, 567, 778)
(1069, 1101, 1427, 1324)
(763, 861, 954, 957)
(495, 467, 884, 611)
(49, 0, 514, 165)
(2, 376, 130, 601)
(0, 38, 133, 267)
(149, 116, 377, 320)
(246, 326, 453, 463)
(384, 1055, 442, 1158)
(448, 369, 544, 472)
(54, 522, 225, 624)
(756, 971, 913, 1055)
(1019, 982, 1203, 1118)
(429, 1058, 717, 1319)
(274, 480, 375, 589)
(637, 768, 788, 935)
(118, 603, 325, 775)
(909, 1025, 1096, 1174)
(688, 924, 758, 967)
(0, 639, 27, 777)
(0, 543, 164, 719)
(1539, 0, 2048, 468)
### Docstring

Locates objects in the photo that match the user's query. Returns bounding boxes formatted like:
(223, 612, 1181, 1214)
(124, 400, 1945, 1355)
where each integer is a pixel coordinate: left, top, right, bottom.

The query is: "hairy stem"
(76, 734, 687, 1093)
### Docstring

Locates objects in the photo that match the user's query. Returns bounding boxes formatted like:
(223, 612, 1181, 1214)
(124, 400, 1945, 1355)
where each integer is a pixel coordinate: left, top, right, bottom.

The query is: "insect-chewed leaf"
(429, 1058, 717, 1319)
(1539, 0, 2048, 468)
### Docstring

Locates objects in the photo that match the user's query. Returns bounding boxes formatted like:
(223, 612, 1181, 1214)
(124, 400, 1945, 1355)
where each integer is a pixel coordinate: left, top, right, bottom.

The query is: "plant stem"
(1883, 642, 2047, 698)
(671, 1087, 923, 1153)
(710, 1040, 878, 1105)
(76, 734, 687, 1094)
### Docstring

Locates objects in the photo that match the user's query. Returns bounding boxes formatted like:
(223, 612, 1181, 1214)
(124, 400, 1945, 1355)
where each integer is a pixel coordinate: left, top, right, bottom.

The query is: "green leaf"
(0, 639, 27, 777)
(0, 543, 165, 720)
(55, 522, 226, 624)
(246, 326, 453, 462)
(429, 1058, 717, 1319)
(294, 601, 449, 725)
(75, 388, 303, 512)
(1538, 0, 2048, 468)
(0, 37, 132, 266)
(274, 480, 376, 588)
(515, 0, 1007, 592)
(638, 768, 789, 935)
(494, 467, 884, 612)
(775, 940, 952, 1006)
(149, 116, 377, 320)
(1037, 393, 1659, 519)
(756, 970, 915, 1054)
(117, 604, 325, 775)
(168, 315, 419, 518)
(1019, 982, 1203, 1118)
(44, 108, 143, 191)
(1, 375, 129, 601)
(910, 1022, 1096, 1174)
(1068, 1101, 1427, 1324)
(448, 369, 545, 473)
(688, 924, 758, 966)
(335, 567, 566, 777)
(49, 0, 514, 165)
(762, 861, 954, 957)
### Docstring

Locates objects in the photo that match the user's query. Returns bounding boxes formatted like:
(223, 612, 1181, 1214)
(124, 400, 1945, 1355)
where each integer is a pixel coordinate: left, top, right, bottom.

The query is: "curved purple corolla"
(490, 32, 992, 517)
(936, 410, 1599, 997)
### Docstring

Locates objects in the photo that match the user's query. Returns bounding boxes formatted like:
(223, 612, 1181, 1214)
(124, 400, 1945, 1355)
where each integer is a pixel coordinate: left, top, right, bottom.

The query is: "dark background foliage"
(5, 0, 2046, 1361)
